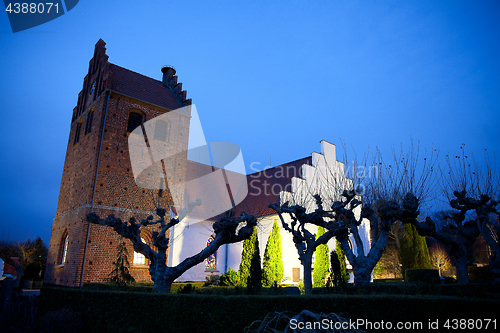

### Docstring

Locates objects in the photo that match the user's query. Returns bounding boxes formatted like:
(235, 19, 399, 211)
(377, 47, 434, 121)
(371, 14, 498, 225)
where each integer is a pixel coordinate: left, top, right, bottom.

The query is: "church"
(44, 40, 369, 287)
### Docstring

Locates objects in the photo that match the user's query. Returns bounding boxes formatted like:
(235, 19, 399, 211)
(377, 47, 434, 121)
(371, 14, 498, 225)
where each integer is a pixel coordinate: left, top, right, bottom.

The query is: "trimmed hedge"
(38, 287, 500, 333)
(82, 282, 208, 294)
(405, 269, 440, 284)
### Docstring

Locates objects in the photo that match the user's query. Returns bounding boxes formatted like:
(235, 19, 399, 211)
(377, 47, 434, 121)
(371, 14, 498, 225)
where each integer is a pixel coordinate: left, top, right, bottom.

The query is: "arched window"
(84, 107, 94, 135)
(205, 234, 217, 271)
(58, 231, 69, 265)
(153, 119, 169, 142)
(127, 112, 143, 133)
(74, 119, 82, 145)
(133, 238, 147, 265)
(133, 229, 153, 265)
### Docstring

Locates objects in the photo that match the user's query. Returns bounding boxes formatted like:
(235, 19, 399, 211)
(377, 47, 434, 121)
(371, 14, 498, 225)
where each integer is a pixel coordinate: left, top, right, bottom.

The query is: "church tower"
(45, 39, 191, 287)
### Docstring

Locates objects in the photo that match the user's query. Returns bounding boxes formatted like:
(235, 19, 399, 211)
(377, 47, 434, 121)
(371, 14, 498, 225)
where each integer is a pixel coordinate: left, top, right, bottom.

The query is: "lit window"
(59, 232, 69, 265)
(133, 238, 146, 265)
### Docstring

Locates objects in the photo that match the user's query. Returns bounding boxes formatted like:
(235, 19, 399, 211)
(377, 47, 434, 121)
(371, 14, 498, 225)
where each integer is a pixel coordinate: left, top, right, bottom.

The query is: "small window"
(84, 109, 94, 135)
(127, 112, 143, 133)
(59, 231, 69, 265)
(153, 120, 169, 142)
(74, 121, 82, 145)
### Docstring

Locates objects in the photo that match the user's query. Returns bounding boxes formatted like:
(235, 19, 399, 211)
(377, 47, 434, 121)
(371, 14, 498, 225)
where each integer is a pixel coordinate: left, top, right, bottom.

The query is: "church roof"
(108, 63, 183, 110)
(230, 156, 313, 219)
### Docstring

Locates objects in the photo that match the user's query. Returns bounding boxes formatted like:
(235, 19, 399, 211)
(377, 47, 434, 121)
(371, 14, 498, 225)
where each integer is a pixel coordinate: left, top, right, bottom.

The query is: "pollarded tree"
(398, 223, 432, 279)
(107, 238, 135, 286)
(410, 195, 480, 284)
(238, 226, 261, 288)
(328, 190, 421, 286)
(313, 226, 330, 287)
(326, 142, 437, 286)
(87, 208, 257, 293)
(262, 220, 284, 287)
(270, 195, 338, 295)
(408, 148, 499, 283)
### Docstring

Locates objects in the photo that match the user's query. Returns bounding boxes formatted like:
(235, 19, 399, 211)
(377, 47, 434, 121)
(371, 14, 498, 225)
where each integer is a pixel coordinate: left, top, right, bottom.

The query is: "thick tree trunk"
(489, 255, 500, 285)
(352, 264, 371, 287)
(454, 255, 469, 284)
(303, 257, 313, 295)
(150, 250, 172, 293)
(152, 275, 174, 294)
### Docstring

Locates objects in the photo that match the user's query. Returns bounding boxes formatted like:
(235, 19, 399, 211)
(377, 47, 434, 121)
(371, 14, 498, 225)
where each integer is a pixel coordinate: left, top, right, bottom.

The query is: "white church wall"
(169, 217, 217, 282)
(168, 140, 371, 285)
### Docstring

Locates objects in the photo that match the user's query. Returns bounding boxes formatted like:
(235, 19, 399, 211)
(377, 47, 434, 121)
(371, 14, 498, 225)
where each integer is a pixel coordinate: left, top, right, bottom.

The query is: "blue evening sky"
(0, 0, 499, 245)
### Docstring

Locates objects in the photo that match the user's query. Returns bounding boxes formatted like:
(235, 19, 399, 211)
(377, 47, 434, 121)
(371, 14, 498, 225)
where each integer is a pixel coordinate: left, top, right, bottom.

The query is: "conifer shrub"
(107, 238, 135, 286)
(312, 226, 330, 287)
(239, 226, 261, 291)
(262, 220, 284, 287)
(398, 224, 432, 279)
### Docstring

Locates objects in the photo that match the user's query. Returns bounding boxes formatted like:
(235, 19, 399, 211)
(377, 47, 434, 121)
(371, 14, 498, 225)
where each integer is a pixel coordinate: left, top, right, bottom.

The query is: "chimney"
(161, 66, 176, 86)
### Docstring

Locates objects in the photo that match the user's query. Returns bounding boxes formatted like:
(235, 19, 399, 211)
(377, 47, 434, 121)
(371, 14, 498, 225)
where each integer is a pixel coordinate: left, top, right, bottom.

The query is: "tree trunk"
(352, 264, 371, 287)
(302, 255, 313, 295)
(14, 266, 23, 287)
(150, 251, 172, 293)
(489, 255, 500, 285)
(454, 255, 469, 284)
(153, 275, 174, 294)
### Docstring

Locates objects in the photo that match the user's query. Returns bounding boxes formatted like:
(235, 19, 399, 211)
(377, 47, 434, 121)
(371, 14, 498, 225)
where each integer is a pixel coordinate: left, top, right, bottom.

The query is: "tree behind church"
(0, 237, 47, 287)
(262, 220, 284, 287)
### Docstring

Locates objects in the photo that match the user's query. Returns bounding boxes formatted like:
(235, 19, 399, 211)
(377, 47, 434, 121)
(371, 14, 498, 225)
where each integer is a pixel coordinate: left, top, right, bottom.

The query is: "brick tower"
(45, 39, 192, 287)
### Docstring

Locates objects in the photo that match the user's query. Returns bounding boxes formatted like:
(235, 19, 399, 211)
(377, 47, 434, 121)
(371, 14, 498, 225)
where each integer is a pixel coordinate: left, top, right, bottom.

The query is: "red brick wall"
(46, 41, 189, 288)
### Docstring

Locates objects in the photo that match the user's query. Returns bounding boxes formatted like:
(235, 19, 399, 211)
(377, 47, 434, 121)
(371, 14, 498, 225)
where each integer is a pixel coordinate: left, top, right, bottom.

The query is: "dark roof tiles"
(108, 63, 182, 110)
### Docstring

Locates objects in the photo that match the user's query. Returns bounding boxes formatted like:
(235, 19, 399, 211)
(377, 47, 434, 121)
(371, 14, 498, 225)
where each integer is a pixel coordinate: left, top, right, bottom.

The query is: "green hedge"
(405, 269, 440, 284)
(312, 282, 498, 298)
(82, 282, 208, 294)
(38, 287, 500, 333)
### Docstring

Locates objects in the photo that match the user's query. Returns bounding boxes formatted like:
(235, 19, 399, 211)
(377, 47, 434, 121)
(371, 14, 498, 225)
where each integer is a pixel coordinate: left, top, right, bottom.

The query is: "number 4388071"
(5, 3, 59, 14)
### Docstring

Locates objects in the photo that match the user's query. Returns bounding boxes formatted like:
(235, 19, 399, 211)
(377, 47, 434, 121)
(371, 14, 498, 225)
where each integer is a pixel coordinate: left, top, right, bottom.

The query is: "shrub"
(219, 268, 239, 286)
(398, 224, 432, 279)
(335, 242, 350, 285)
